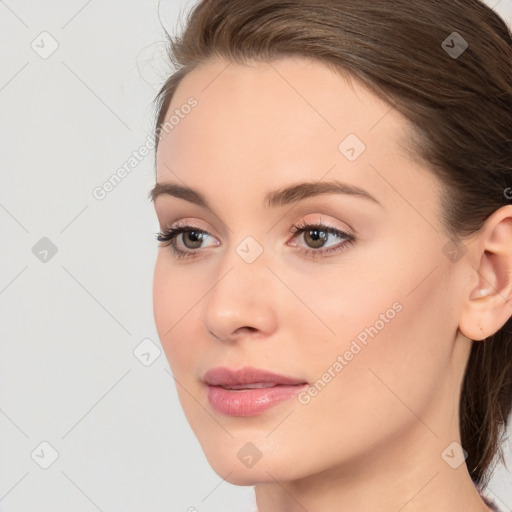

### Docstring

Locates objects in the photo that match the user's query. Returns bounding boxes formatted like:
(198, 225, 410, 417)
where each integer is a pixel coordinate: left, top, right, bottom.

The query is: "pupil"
(307, 229, 327, 248)
(185, 231, 203, 248)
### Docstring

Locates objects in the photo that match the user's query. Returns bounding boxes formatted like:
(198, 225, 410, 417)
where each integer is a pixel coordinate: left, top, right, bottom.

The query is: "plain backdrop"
(0, 1, 511, 511)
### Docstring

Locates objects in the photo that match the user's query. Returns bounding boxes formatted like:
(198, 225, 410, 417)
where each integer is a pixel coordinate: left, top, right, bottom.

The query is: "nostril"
(208, 326, 258, 341)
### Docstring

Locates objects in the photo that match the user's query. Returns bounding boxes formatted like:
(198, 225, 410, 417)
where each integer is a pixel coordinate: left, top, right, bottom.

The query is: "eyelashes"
(288, 220, 356, 257)
(156, 221, 216, 259)
(155, 220, 356, 260)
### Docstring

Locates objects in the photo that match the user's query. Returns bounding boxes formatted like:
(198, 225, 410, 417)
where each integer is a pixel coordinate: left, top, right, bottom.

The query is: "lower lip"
(206, 384, 309, 416)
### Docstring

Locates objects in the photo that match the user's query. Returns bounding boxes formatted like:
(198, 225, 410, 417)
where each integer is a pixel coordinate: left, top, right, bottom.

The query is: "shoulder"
(475, 483, 503, 512)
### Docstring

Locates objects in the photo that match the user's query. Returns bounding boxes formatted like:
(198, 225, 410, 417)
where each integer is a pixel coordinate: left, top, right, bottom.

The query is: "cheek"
(153, 255, 174, 340)
(152, 255, 200, 371)
(287, 245, 454, 412)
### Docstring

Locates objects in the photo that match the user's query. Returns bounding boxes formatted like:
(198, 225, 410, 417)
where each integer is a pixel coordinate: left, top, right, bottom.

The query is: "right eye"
(156, 223, 219, 259)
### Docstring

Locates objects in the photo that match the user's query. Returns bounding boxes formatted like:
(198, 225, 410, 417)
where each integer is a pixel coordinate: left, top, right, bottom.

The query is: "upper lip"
(203, 366, 308, 387)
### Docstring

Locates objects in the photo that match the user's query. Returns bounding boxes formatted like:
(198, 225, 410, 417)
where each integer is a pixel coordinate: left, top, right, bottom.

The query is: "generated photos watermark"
(92, 96, 198, 201)
(298, 300, 403, 405)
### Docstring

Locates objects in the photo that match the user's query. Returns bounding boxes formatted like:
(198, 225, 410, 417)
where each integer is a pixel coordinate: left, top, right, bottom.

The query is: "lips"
(202, 366, 307, 388)
(202, 366, 309, 416)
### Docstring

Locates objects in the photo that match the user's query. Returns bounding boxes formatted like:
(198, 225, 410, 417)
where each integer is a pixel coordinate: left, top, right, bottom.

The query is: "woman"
(149, 0, 512, 510)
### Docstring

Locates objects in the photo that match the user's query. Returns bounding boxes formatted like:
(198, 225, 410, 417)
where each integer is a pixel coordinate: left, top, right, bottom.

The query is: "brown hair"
(153, 0, 512, 487)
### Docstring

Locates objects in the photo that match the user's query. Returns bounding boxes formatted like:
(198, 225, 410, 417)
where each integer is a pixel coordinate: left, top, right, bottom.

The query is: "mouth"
(202, 366, 308, 387)
(202, 366, 309, 416)
(217, 382, 285, 390)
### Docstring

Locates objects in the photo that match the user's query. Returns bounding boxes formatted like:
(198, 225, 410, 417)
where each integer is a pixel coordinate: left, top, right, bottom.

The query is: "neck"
(254, 421, 492, 512)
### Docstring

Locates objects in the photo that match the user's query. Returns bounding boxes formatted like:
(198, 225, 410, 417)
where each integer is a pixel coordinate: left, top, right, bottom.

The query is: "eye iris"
(305, 229, 327, 248)
(183, 230, 204, 249)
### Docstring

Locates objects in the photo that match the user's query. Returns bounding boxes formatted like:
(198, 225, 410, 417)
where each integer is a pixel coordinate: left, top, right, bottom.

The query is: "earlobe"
(458, 205, 512, 342)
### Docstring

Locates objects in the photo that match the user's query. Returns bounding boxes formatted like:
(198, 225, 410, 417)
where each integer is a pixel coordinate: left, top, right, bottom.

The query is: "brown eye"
(181, 230, 206, 249)
(303, 228, 329, 249)
(156, 224, 218, 259)
(289, 221, 356, 258)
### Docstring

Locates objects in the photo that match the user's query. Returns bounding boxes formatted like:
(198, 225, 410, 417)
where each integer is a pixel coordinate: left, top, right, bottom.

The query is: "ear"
(459, 205, 512, 341)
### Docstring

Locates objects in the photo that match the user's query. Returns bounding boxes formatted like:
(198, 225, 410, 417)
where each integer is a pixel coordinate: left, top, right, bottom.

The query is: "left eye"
(288, 221, 356, 257)
(156, 221, 356, 259)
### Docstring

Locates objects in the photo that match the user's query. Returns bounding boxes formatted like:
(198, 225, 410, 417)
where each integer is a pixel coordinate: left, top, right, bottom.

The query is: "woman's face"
(152, 56, 472, 484)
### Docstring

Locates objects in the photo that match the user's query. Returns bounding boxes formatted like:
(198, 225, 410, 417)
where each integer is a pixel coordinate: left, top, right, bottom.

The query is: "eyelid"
(287, 219, 355, 256)
(157, 220, 218, 245)
(156, 223, 218, 260)
(156, 216, 356, 260)
(158, 219, 217, 241)
(289, 215, 353, 236)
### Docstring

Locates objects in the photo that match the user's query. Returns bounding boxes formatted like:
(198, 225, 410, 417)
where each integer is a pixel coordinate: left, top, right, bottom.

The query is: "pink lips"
(203, 366, 308, 416)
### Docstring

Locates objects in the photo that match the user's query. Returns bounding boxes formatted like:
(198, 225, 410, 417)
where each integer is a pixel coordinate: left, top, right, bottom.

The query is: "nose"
(203, 246, 278, 343)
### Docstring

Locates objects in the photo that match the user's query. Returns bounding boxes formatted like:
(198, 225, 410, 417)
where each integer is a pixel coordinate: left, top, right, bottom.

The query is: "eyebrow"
(149, 179, 382, 209)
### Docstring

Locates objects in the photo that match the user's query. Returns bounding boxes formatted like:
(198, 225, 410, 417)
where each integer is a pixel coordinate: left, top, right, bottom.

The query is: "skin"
(151, 55, 512, 512)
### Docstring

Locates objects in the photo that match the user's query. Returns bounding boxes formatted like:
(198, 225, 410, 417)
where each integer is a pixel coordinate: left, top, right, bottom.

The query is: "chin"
(207, 459, 283, 486)
(217, 468, 270, 486)
(199, 440, 307, 486)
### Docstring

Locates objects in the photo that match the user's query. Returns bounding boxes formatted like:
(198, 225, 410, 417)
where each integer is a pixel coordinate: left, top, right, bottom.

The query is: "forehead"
(155, 56, 440, 217)
(158, 56, 407, 158)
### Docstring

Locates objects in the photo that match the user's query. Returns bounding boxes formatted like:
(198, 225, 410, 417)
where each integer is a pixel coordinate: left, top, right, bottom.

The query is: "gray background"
(0, 1, 511, 511)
